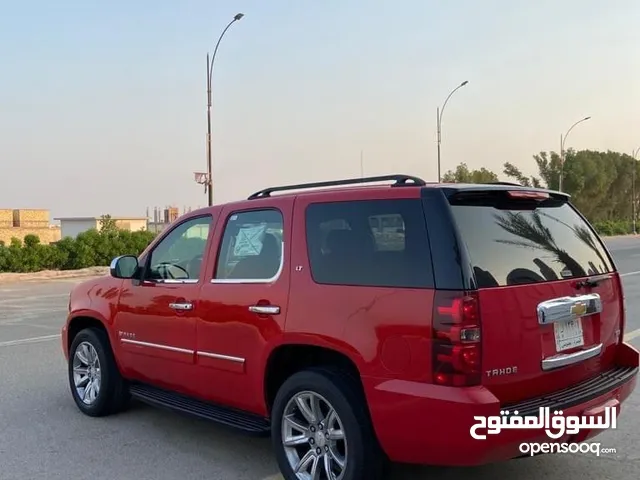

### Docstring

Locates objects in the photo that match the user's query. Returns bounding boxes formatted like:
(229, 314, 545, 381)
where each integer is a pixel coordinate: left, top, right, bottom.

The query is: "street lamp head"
(234, 13, 244, 21)
(460, 80, 469, 87)
(584, 116, 591, 120)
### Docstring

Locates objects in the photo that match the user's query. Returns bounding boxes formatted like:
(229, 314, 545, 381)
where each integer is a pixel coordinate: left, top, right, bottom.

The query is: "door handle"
(169, 302, 193, 311)
(248, 305, 280, 315)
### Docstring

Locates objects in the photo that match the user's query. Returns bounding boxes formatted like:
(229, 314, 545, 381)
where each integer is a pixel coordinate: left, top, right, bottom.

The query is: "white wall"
(114, 219, 147, 232)
(60, 219, 98, 239)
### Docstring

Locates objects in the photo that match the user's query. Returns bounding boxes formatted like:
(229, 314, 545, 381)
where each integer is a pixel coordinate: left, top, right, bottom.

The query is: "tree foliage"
(0, 222, 156, 273)
(442, 162, 499, 183)
(442, 148, 639, 236)
(99, 214, 119, 233)
(502, 149, 639, 224)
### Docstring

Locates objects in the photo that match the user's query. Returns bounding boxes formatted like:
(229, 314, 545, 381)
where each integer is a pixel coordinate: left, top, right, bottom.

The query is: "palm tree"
(571, 224, 609, 273)
(493, 211, 586, 277)
(538, 210, 609, 273)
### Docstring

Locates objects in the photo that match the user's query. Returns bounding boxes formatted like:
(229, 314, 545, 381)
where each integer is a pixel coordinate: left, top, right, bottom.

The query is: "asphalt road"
(2, 237, 640, 480)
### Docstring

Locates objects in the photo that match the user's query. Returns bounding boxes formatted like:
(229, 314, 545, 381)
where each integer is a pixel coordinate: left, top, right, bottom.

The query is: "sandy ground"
(0, 266, 109, 284)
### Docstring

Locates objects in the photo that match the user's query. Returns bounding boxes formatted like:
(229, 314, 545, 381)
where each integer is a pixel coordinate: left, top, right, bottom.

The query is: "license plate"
(554, 318, 585, 352)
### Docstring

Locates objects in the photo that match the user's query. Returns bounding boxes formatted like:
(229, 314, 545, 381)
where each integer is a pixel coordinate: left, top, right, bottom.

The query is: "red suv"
(62, 174, 638, 480)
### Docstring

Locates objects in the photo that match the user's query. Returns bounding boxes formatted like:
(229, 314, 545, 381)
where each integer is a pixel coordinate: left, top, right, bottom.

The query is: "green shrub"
(0, 227, 157, 273)
(592, 220, 633, 236)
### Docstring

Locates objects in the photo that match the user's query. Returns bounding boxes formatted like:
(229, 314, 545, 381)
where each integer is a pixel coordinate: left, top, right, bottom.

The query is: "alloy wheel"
(281, 391, 348, 480)
(72, 341, 102, 405)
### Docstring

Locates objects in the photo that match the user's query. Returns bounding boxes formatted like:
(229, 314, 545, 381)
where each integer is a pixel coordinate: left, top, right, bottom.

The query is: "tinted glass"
(147, 216, 212, 281)
(450, 201, 615, 288)
(305, 199, 433, 288)
(114, 255, 138, 278)
(215, 209, 284, 280)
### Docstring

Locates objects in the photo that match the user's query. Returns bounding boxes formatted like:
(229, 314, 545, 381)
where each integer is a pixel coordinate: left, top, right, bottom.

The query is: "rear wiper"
(575, 274, 612, 289)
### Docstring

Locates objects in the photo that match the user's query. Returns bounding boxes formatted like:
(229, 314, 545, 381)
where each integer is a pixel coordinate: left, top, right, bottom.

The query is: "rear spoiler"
(440, 183, 570, 199)
(444, 186, 569, 208)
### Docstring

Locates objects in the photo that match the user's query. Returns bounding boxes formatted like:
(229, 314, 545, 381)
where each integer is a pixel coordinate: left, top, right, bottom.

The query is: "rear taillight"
(432, 291, 482, 386)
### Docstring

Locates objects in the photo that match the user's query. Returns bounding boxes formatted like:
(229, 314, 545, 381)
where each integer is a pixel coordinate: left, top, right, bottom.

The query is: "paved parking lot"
(2, 236, 640, 480)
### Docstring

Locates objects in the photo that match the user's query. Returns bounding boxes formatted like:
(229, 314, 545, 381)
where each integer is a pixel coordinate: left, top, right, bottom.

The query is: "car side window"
(305, 199, 433, 288)
(145, 216, 212, 282)
(214, 209, 284, 281)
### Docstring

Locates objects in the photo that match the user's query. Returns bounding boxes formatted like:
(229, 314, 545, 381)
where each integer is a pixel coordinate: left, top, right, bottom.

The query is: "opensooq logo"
(469, 406, 617, 440)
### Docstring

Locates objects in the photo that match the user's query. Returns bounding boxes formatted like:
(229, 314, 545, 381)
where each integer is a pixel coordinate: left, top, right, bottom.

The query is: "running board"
(129, 383, 271, 436)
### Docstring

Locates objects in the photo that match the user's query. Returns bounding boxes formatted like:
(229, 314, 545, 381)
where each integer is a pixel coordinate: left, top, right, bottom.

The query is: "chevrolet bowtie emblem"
(571, 302, 587, 316)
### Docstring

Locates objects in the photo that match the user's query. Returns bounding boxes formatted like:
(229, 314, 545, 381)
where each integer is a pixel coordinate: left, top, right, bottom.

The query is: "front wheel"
(271, 368, 387, 480)
(68, 327, 129, 417)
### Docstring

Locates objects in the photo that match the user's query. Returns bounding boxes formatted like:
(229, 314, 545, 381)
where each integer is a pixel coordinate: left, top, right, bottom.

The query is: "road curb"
(0, 267, 109, 284)
(603, 234, 640, 239)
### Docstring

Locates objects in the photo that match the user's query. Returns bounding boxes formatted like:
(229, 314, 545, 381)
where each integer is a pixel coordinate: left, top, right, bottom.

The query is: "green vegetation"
(442, 163, 499, 184)
(443, 148, 639, 236)
(0, 215, 156, 273)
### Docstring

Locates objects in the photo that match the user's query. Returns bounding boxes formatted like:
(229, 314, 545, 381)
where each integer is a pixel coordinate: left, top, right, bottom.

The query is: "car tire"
(68, 327, 130, 417)
(271, 367, 388, 480)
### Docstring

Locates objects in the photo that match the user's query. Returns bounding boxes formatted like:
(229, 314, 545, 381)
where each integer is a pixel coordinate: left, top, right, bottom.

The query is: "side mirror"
(110, 255, 139, 279)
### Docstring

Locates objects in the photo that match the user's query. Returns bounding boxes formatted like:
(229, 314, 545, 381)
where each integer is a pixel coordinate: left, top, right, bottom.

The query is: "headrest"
(260, 232, 280, 258)
(326, 229, 361, 256)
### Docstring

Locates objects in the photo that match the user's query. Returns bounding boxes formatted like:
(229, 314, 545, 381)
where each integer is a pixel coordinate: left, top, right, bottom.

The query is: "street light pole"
(206, 13, 244, 206)
(632, 147, 640, 234)
(559, 116, 591, 192)
(436, 80, 468, 182)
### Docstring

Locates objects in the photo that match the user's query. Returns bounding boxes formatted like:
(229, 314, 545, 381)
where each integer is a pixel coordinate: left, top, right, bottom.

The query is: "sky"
(1, 0, 639, 220)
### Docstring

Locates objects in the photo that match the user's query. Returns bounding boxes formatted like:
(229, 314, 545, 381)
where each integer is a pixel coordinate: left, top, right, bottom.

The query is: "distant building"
(54, 216, 148, 239)
(146, 221, 169, 234)
(0, 208, 61, 244)
(147, 206, 190, 234)
(165, 207, 180, 223)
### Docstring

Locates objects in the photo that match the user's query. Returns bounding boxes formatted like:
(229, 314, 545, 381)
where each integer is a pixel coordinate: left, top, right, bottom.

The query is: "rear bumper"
(363, 342, 639, 466)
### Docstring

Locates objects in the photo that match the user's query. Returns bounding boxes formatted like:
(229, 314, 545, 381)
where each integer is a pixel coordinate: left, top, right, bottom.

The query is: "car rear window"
(305, 199, 434, 288)
(448, 193, 615, 288)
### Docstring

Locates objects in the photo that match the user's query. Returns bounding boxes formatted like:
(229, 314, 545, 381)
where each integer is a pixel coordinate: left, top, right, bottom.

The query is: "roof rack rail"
(489, 181, 522, 186)
(247, 174, 426, 200)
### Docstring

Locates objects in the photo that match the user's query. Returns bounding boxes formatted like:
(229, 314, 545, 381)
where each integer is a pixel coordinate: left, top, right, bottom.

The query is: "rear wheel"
(68, 327, 129, 417)
(271, 368, 387, 480)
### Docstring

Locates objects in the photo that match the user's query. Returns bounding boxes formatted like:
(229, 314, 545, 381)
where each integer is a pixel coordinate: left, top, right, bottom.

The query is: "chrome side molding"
(119, 339, 245, 364)
(537, 293, 602, 325)
(197, 351, 245, 364)
(541, 343, 603, 371)
(120, 339, 193, 355)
